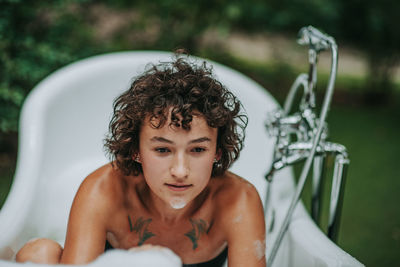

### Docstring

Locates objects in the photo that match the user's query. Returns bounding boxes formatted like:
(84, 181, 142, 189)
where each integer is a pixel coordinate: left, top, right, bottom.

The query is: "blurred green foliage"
(337, 0, 400, 103)
(1, 0, 399, 133)
(0, 0, 100, 134)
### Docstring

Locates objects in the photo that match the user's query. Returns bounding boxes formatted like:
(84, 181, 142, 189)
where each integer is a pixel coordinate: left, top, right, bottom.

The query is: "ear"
(215, 149, 222, 161)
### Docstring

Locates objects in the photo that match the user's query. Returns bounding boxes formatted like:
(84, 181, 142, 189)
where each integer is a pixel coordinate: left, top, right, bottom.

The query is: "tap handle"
(298, 25, 334, 52)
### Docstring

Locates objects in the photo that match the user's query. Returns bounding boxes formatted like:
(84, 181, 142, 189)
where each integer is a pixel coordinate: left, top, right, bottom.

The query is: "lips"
(165, 183, 193, 191)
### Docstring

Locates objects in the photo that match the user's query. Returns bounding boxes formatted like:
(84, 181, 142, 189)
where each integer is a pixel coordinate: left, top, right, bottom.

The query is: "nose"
(170, 153, 189, 180)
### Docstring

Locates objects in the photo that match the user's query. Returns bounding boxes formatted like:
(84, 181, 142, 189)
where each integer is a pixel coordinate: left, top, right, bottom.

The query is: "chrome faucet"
(265, 26, 350, 266)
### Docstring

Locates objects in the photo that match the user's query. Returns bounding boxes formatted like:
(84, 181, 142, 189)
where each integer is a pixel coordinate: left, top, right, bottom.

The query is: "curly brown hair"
(104, 55, 247, 177)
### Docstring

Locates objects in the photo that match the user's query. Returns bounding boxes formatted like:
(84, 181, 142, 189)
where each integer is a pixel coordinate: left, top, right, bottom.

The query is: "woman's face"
(138, 113, 219, 210)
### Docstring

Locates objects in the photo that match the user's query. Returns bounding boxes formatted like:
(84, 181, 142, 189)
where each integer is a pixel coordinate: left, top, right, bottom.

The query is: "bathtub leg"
(311, 155, 326, 225)
(328, 155, 349, 242)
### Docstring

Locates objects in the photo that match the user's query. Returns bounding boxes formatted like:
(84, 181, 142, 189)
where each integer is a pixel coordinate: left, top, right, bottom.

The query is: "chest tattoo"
(126, 216, 210, 249)
(184, 218, 210, 250)
(128, 215, 156, 246)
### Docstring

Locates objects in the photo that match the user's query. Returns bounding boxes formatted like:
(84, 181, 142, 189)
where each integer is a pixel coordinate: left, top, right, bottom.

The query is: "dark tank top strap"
(104, 240, 114, 251)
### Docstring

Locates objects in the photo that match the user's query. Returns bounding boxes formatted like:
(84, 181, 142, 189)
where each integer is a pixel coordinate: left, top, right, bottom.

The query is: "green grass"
(296, 105, 400, 267)
(333, 105, 400, 266)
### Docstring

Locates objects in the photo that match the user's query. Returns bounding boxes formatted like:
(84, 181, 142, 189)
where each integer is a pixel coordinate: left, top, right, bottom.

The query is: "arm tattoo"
(128, 215, 155, 246)
(184, 218, 209, 250)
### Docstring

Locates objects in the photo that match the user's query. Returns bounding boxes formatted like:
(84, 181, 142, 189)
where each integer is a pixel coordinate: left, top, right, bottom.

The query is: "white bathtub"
(0, 51, 363, 267)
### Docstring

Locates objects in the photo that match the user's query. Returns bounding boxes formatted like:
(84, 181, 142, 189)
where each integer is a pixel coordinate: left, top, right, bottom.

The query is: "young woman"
(16, 55, 266, 266)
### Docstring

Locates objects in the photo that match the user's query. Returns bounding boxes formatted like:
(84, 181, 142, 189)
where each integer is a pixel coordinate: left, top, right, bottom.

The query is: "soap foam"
(253, 239, 266, 260)
(170, 198, 187, 209)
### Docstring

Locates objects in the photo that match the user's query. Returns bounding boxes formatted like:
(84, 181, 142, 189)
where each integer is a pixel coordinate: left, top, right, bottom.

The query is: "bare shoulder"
(74, 163, 126, 211)
(212, 172, 266, 266)
(213, 171, 262, 211)
(62, 163, 126, 264)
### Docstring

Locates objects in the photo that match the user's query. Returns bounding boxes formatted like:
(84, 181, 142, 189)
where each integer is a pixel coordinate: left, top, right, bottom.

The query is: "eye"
(191, 147, 206, 153)
(155, 147, 170, 153)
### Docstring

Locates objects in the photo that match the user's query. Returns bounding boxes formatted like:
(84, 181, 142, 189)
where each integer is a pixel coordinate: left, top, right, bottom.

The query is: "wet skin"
(55, 115, 267, 266)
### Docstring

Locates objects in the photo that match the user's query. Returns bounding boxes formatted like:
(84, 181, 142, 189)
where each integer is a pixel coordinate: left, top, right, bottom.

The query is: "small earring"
(134, 155, 140, 162)
(213, 158, 218, 163)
